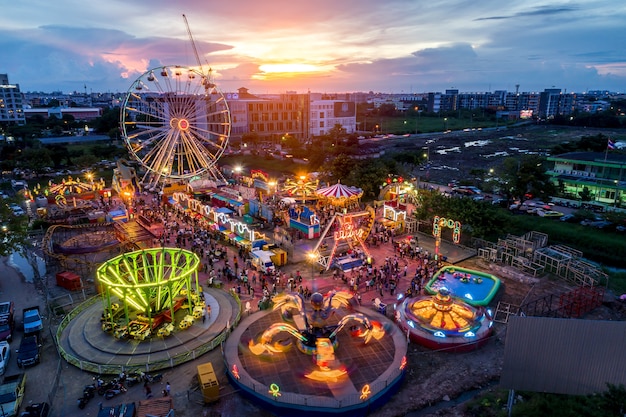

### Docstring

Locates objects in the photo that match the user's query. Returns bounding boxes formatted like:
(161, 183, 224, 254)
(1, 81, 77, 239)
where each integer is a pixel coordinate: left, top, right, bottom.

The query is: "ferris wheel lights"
(121, 65, 231, 187)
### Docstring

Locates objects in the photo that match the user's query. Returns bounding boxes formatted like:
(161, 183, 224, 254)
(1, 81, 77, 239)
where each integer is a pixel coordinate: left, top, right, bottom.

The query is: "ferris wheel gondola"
(120, 65, 231, 188)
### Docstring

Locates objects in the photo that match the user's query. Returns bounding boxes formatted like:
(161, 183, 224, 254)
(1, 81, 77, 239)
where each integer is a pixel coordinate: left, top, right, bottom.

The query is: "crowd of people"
(128, 190, 438, 314)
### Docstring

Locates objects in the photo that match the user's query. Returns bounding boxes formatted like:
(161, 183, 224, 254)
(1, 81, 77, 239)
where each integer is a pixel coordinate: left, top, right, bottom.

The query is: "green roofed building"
(547, 152, 626, 209)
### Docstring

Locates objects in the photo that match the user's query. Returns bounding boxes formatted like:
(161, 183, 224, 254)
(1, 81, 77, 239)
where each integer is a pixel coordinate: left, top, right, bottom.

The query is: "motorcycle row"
(77, 371, 163, 409)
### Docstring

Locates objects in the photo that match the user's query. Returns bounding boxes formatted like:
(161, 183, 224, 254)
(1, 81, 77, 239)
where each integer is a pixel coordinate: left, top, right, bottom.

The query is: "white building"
(309, 98, 357, 136)
(0, 74, 25, 125)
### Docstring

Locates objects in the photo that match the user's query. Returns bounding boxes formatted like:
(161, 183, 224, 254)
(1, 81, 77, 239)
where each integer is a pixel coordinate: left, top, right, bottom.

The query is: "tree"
(281, 133, 301, 151)
(579, 186, 594, 201)
(74, 154, 99, 168)
(93, 106, 121, 135)
(241, 131, 260, 148)
(497, 156, 555, 201)
(327, 124, 347, 148)
(0, 202, 29, 257)
(319, 154, 354, 183)
(17, 148, 53, 174)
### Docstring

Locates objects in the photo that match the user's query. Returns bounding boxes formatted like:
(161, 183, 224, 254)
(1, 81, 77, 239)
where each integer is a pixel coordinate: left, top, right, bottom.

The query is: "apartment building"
(0, 74, 25, 125)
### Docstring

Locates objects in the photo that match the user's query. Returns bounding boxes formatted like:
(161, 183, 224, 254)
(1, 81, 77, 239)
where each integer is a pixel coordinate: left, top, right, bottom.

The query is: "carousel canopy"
(315, 181, 363, 200)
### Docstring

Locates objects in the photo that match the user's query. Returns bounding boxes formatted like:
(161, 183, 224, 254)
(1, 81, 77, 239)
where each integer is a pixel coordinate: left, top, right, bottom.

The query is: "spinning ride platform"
(395, 288, 494, 353)
(223, 305, 407, 417)
(55, 288, 239, 374)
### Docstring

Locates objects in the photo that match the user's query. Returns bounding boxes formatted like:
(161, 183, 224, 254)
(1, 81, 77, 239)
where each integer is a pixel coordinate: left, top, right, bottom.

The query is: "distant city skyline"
(1, 1, 625, 95)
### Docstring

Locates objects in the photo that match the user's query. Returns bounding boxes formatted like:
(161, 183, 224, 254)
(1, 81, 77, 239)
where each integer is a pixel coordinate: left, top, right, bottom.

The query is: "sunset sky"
(1, 0, 625, 95)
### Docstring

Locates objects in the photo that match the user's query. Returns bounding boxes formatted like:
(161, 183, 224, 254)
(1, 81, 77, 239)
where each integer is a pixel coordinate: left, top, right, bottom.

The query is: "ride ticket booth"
(197, 362, 219, 403)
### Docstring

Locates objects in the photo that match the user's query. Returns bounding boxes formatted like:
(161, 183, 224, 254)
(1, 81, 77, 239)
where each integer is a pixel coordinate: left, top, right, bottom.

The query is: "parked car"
(452, 186, 482, 195)
(560, 214, 577, 222)
(7, 203, 24, 216)
(591, 220, 613, 229)
(537, 210, 564, 218)
(16, 335, 41, 368)
(580, 216, 604, 226)
(0, 341, 10, 375)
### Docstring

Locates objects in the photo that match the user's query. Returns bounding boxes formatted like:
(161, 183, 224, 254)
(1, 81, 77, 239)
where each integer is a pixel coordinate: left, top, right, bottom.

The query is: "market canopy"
(315, 181, 363, 203)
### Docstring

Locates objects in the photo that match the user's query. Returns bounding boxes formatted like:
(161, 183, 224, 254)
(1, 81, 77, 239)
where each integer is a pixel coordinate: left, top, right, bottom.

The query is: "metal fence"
(225, 358, 405, 410)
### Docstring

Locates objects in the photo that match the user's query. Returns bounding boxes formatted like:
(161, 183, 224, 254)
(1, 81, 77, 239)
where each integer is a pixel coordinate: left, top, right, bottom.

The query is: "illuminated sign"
(172, 192, 266, 242)
(432, 216, 461, 243)
(269, 383, 281, 398)
(231, 364, 240, 380)
(360, 384, 371, 400)
(251, 169, 270, 182)
(334, 222, 364, 241)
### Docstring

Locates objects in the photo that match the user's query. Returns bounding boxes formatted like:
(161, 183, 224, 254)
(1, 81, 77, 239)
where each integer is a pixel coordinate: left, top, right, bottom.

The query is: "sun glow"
(259, 63, 321, 74)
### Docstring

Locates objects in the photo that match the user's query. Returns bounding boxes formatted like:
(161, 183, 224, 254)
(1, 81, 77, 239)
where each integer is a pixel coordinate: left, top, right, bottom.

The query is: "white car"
(0, 340, 9, 375)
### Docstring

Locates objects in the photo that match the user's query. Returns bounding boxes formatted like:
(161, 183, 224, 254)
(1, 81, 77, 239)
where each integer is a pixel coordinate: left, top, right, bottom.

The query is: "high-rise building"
(0, 74, 25, 126)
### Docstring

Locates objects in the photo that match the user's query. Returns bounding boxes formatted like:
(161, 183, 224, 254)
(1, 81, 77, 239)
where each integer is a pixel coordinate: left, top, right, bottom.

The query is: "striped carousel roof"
(315, 181, 363, 199)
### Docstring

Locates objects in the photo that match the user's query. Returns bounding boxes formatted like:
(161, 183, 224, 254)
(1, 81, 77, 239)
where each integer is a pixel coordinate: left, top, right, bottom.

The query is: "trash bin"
(378, 302, 387, 315)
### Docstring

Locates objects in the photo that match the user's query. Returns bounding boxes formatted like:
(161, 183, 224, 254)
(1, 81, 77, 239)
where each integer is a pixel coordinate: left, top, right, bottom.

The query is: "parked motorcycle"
(140, 371, 163, 383)
(95, 375, 120, 396)
(104, 382, 127, 400)
(77, 384, 96, 409)
(125, 371, 142, 387)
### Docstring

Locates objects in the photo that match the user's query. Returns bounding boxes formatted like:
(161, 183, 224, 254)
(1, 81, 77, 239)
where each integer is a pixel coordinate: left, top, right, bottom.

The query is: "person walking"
(144, 382, 153, 399)
(165, 381, 171, 396)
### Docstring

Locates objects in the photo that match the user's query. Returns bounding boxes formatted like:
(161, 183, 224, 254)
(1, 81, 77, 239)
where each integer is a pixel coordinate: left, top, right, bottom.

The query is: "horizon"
(1, 1, 625, 95)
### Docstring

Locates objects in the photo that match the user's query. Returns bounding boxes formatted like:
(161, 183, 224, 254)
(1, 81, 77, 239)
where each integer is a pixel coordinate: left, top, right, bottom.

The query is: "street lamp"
(307, 251, 318, 292)
(414, 106, 420, 134)
(444, 117, 448, 131)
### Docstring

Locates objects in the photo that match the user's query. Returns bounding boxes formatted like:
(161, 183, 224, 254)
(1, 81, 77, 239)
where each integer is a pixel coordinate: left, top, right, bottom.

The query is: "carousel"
(315, 181, 363, 208)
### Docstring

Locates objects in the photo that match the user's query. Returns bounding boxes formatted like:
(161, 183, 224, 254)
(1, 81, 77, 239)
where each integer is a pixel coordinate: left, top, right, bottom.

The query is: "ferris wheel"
(120, 65, 231, 188)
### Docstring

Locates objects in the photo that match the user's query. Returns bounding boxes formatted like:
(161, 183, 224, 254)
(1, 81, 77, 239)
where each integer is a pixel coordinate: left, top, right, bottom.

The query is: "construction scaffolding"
(475, 232, 607, 287)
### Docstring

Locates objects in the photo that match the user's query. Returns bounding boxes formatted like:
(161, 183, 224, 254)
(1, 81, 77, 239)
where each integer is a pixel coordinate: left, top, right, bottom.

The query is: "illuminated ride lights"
(120, 65, 231, 188)
(96, 247, 202, 340)
(248, 291, 387, 383)
(395, 288, 494, 352)
(432, 215, 461, 262)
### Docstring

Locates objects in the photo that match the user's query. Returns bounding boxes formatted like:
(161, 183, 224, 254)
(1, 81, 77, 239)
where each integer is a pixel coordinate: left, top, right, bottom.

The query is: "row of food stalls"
(170, 191, 271, 253)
